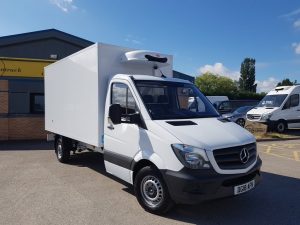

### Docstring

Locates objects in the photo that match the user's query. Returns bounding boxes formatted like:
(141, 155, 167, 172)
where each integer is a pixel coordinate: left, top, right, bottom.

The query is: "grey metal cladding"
(0, 29, 94, 60)
(0, 39, 84, 60)
(0, 29, 93, 48)
(9, 79, 44, 93)
(9, 92, 30, 113)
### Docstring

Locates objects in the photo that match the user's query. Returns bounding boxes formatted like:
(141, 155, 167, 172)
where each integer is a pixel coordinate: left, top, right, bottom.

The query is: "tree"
(277, 78, 297, 86)
(195, 72, 237, 96)
(239, 58, 257, 93)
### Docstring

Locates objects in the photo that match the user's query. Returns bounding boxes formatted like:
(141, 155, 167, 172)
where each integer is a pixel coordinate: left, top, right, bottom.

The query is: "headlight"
(261, 113, 272, 120)
(171, 144, 210, 169)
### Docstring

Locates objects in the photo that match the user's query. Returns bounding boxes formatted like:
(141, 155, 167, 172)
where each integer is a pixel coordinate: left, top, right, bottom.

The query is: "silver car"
(223, 106, 254, 127)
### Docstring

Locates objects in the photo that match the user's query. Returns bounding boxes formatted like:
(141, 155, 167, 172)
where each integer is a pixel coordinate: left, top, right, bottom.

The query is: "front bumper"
(247, 118, 267, 123)
(162, 157, 262, 204)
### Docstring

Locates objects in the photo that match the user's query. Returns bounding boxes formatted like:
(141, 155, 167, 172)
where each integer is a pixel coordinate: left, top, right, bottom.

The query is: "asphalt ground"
(0, 140, 299, 225)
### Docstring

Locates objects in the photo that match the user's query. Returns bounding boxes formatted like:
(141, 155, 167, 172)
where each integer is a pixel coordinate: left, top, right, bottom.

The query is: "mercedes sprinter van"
(45, 43, 262, 214)
(247, 85, 300, 132)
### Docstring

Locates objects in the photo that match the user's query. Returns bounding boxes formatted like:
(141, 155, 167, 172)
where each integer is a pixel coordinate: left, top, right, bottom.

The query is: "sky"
(1, 0, 300, 93)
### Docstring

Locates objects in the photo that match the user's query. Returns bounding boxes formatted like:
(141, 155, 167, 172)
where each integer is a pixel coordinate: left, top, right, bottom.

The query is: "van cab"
(105, 74, 261, 213)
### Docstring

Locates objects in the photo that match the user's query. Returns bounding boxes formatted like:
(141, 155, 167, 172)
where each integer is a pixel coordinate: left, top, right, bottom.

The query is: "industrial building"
(0, 29, 93, 140)
(0, 29, 194, 140)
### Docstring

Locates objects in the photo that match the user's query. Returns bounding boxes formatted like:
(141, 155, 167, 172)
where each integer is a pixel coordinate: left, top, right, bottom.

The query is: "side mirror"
(109, 104, 121, 124)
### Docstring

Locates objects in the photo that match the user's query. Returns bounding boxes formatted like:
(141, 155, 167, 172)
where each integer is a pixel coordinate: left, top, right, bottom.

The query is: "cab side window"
(290, 94, 299, 107)
(283, 94, 299, 109)
(111, 83, 137, 115)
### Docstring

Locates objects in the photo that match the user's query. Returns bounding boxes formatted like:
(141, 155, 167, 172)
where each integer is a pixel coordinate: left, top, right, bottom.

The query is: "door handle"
(107, 124, 114, 130)
(297, 109, 300, 111)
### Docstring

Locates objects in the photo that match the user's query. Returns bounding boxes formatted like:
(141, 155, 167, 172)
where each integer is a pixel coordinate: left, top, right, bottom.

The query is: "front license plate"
(234, 180, 255, 195)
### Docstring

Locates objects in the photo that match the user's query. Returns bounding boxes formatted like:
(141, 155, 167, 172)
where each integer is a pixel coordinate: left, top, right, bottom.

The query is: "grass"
(254, 131, 299, 140)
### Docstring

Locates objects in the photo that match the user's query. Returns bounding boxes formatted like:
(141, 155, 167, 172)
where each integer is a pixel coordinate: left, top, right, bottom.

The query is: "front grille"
(247, 114, 261, 120)
(213, 143, 256, 170)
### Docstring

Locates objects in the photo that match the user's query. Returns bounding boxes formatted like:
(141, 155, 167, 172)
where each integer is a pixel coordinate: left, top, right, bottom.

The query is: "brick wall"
(0, 92, 8, 114)
(0, 80, 8, 91)
(0, 118, 8, 140)
(0, 117, 47, 140)
(0, 79, 46, 141)
(0, 80, 9, 114)
(0, 80, 9, 140)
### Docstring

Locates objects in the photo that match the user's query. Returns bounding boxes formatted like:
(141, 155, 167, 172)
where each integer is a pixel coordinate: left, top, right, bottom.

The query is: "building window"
(30, 93, 44, 114)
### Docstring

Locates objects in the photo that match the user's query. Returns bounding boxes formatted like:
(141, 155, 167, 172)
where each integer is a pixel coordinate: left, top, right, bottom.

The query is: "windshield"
(233, 106, 253, 114)
(135, 80, 220, 120)
(257, 94, 288, 107)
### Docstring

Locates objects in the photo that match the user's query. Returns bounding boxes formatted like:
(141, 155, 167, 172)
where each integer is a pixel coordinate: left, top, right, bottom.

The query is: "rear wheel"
(236, 118, 245, 127)
(134, 166, 174, 214)
(55, 136, 71, 163)
(276, 120, 287, 133)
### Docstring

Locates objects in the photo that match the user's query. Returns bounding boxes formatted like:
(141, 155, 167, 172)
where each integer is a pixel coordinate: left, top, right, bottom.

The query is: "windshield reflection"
(135, 81, 220, 120)
(257, 94, 287, 108)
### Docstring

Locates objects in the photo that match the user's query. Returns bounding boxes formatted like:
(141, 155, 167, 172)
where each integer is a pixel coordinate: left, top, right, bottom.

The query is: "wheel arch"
(132, 159, 159, 184)
(277, 118, 287, 123)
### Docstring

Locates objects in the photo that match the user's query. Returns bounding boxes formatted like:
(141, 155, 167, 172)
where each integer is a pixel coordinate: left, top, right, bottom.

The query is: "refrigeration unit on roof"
(121, 50, 171, 68)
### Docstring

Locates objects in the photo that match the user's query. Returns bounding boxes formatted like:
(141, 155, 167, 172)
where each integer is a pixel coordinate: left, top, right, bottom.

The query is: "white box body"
(45, 43, 173, 147)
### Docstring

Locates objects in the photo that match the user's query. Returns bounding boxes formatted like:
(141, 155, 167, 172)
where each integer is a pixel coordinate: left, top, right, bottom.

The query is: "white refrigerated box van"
(45, 43, 261, 214)
(247, 85, 300, 133)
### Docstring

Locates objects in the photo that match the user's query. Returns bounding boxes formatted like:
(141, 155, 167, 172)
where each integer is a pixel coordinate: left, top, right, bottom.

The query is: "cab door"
(282, 94, 300, 128)
(104, 81, 142, 184)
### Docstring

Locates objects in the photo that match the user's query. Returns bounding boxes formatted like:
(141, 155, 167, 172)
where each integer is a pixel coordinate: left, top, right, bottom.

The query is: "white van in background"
(247, 85, 300, 132)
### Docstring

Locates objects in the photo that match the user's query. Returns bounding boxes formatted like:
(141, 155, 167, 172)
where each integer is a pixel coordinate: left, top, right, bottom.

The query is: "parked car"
(223, 106, 254, 127)
(214, 100, 259, 114)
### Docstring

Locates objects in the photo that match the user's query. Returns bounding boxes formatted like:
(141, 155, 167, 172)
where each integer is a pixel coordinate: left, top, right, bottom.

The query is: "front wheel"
(134, 166, 174, 214)
(276, 121, 286, 133)
(236, 118, 245, 127)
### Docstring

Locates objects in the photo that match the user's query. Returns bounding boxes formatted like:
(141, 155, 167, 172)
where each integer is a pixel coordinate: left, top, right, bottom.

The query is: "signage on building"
(0, 57, 55, 78)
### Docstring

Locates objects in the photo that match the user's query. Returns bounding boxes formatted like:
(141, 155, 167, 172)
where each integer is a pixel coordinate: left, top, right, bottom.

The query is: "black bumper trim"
(104, 150, 133, 170)
(161, 157, 262, 204)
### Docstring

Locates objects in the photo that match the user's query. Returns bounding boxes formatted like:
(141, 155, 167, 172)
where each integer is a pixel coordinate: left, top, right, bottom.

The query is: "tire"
(236, 118, 245, 127)
(55, 136, 71, 163)
(276, 120, 286, 133)
(134, 166, 174, 214)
